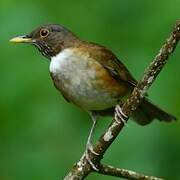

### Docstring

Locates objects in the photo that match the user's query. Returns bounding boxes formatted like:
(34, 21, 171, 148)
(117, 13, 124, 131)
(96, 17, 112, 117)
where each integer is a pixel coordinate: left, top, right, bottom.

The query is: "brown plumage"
(10, 24, 176, 125)
(10, 24, 177, 170)
(60, 42, 176, 125)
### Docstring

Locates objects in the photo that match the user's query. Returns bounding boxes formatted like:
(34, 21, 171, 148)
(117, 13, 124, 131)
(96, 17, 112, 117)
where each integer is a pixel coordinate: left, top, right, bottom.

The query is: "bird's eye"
(40, 29, 49, 37)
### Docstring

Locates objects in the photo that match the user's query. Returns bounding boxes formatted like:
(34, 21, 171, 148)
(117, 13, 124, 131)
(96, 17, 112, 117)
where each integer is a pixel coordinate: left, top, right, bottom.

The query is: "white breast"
(50, 48, 96, 87)
(50, 48, 72, 74)
(49, 48, 118, 111)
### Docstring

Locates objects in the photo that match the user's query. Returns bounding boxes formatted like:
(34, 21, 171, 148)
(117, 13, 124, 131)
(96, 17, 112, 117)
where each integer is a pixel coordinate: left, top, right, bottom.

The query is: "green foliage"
(0, 0, 180, 179)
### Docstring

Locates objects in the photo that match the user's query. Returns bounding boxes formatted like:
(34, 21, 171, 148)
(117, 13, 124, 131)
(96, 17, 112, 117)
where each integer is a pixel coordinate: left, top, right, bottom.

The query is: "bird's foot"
(86, 142, 99, 155)
(115, 105, 128, 125)
(85, 142, 99, 171)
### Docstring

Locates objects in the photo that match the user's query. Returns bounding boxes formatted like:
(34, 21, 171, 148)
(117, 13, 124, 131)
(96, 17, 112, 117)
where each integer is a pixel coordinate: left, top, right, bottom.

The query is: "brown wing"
(84, 42, 137, 89)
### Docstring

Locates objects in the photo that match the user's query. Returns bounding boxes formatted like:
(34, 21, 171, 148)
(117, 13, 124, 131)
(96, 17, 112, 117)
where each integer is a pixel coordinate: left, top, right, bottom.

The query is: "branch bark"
(98, 164, 163, 180)
(64, 21, 180, 180)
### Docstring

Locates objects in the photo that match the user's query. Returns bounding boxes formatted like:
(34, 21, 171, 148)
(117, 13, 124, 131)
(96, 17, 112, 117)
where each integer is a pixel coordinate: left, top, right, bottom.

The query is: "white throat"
(50, 48, 74, 74)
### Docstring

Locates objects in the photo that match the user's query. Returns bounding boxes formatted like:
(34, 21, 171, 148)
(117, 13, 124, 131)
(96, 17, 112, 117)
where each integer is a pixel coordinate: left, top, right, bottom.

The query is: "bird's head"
(10, 24, 79, 58)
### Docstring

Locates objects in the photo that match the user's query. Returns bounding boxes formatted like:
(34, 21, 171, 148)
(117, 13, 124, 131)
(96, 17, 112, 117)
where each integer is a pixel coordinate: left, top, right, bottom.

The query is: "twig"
(64, 21, 180, 180)
(98, 164, 164, 180)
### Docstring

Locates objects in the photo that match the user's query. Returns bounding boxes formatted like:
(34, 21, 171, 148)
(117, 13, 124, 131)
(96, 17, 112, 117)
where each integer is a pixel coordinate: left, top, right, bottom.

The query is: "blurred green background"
(0, 0, 180, 179)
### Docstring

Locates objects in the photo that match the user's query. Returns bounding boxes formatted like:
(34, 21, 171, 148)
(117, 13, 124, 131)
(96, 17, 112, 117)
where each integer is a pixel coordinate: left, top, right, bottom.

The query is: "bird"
(10, 24, 177, 170)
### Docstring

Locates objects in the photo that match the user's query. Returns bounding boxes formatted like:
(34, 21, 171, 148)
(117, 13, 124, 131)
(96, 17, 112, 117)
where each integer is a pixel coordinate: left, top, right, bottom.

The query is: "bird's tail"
(132, 98, 177, 125)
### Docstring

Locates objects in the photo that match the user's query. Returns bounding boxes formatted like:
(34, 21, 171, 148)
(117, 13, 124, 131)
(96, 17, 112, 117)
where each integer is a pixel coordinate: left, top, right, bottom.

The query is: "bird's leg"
(86, 114, 99, 155)
(115, 105, 128, 125)
(85, 112, 99, 171)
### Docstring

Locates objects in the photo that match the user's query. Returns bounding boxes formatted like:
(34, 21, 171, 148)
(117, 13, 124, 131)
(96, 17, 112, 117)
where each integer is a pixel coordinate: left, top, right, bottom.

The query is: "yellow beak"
(9, 36, 33, 43)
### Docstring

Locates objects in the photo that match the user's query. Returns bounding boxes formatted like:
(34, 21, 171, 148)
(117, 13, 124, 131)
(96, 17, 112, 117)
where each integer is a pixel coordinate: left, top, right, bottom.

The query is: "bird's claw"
(85, 142, 99, 171)
(115, 106, 128, 125)
(86, 142, 99, 155)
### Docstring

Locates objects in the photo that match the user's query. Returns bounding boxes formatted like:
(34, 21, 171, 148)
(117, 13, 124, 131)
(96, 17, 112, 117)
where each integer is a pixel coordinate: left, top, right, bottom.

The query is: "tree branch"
(64, 21, 180, 180)
(98, 164, 163, 180)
